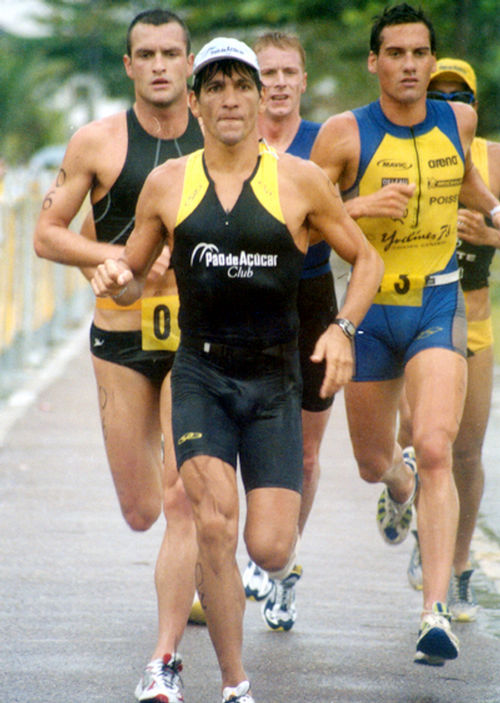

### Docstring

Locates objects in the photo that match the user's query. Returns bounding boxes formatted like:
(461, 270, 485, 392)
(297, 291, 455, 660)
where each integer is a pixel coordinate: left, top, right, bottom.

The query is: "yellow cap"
(430, 58, 476, 97)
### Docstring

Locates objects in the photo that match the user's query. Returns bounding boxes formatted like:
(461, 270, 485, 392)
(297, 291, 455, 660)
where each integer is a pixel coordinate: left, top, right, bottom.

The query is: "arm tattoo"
(42, 190, 55, 210)
(56, 168, 66, 187)
(42, 169, 67, 210)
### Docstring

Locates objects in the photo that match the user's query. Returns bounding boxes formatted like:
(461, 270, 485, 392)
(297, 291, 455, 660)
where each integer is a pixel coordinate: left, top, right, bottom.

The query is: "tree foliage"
(0, 30, 65, 164)
(1, 0, 499, 165)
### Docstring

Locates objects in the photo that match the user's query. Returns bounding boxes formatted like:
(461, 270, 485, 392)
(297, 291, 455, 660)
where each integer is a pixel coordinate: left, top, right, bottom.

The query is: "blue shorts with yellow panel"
(353, 271, 467, 382)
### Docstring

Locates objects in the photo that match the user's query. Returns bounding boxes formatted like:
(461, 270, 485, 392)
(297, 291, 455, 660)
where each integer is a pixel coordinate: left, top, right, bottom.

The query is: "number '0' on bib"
(141, 296, 180, 351)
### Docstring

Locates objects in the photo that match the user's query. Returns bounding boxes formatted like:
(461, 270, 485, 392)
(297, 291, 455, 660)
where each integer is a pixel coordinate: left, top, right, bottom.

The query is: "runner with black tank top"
(171, 144, 306, 488)
(34, 11, 208, 703)
(90, 39, 382, 701)
(90, 107, 202, 384)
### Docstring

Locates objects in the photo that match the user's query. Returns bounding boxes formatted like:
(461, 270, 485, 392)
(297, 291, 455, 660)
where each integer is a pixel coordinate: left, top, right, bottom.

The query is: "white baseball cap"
(193, 37, 260, 76)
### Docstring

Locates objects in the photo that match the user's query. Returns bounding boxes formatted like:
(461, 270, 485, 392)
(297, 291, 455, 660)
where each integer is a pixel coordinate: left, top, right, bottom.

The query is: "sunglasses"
(427, 90, 475, 104)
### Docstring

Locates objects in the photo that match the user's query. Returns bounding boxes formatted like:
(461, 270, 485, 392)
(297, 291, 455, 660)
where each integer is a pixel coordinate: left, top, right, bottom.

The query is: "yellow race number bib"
(141, 296, 180, 351)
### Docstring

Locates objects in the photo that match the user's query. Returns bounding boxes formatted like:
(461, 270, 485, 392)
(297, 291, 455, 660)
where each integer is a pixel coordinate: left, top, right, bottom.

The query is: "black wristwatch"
(333, 317, 356, 341)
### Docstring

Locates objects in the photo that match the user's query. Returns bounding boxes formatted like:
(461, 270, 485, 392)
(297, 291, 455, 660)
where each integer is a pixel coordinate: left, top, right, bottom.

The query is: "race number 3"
(394, 273, 410, 295)
(141, 296, 180, 351)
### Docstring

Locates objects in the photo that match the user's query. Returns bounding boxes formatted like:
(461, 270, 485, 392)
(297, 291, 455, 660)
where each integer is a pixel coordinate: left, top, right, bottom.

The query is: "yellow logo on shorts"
(416, 326, 443, 340)
(178, 432, 203, 445)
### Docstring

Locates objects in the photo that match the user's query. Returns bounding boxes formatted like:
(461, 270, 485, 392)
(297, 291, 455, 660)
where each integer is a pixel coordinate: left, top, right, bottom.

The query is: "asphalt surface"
(1, 322, 500, 703)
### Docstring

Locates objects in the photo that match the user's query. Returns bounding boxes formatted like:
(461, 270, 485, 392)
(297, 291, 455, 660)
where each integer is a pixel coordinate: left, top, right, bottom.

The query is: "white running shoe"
(448, 569, 479, 622)
(242, 560, 273, 601)
(414, 602, 459, 666)
(402, 446, 417, 473)
(135, 652, 184, 702)
(261, 565, 302, 631)
(377, 447, 418, 545)
(222, 680, 255, 702)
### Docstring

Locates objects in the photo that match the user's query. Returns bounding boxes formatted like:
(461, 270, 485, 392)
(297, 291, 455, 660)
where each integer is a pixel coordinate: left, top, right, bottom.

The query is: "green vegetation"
(0, 31, 66, 163)
(0, 0, 499, 164)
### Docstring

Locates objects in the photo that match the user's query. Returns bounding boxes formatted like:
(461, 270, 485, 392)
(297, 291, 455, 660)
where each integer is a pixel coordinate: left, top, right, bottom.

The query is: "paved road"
(1, 324, 500, 703)
(481, 366, 500, 537)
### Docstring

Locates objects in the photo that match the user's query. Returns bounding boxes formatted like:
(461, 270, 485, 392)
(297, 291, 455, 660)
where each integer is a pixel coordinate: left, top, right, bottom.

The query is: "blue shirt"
(287, 120, 331, 279)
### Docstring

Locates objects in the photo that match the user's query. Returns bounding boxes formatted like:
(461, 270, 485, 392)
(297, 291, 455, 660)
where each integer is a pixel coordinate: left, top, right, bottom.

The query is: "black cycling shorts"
(171, 343, 303, 493)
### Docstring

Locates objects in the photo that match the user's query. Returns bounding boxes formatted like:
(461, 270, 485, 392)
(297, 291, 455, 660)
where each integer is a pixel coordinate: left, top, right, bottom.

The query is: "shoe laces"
(422, 602, 451, 628)
(274, 579, 294, 612)
(150, 653, 183, 690)
(453, 569, 474, 602)
(386, 492, 407, 518)
(422, 612, 450, 631)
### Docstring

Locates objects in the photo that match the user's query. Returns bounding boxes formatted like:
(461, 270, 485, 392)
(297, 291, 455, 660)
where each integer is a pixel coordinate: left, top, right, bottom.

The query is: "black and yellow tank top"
(93, 108, 203, 244)
(344, 99, 465, 306)
(171, 144, 305, 348)
(456, 137, 495, 291)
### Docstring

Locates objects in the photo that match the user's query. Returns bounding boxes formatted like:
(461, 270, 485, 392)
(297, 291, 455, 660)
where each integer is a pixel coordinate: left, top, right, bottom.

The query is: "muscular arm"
(458, 140, 500, 248)
(78, 210, 125, 282)
(79, 207, 171, 285)
(310, 110, 415, 220)
(488, 141, 500, 199)
(459, 162, 500, 223)
(344, 182, 416, 219)
(33, 117, 126, 267)
(306, 164, 383, 327)
(310, 111, 357, 188)
(452, 103, 500, 232)
(289, 159, 383, 397)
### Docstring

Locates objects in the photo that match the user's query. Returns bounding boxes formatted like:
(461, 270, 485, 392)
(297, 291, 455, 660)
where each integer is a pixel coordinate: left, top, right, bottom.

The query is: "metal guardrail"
(0, 175, 93, 399)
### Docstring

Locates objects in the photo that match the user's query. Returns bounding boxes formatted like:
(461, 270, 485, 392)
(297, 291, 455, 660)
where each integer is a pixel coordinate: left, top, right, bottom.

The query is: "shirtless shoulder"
(62, 111, 129, 194)
(278, 152, 323, 205)
(277, 152, 341, 248)
(279, 151, 328, 190)
(449, 102, 477, 157)
(310, 110, 360, 189)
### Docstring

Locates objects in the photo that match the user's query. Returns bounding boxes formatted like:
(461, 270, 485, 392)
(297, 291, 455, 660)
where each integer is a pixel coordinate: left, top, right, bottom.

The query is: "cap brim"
(430, 70, 474, 94)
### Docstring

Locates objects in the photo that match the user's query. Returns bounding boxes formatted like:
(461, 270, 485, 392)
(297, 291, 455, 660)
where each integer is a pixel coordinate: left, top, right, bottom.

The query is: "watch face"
(335, 318, 355, 339)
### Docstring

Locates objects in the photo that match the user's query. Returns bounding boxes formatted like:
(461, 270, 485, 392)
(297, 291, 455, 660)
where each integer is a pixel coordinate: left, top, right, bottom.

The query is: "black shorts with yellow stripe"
(171, 343, 303, 493)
